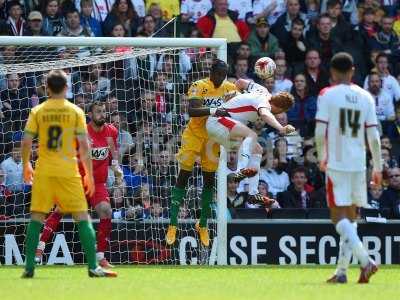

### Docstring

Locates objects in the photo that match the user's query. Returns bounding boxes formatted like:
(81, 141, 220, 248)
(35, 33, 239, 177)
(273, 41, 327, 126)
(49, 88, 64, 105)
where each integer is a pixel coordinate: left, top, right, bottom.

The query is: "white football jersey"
(316, 84, 378, 172)
(222, 92, 271, 125)
(363, 74, 400, 102)
(244, 81, 270, 96)
(181, 0, 212, 23)
(75, 0, 115, 22)
(228, 0, 252, 20)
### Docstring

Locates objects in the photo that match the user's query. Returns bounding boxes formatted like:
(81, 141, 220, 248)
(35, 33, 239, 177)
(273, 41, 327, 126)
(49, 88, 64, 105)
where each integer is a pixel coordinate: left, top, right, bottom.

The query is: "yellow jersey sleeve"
(24, 108, 38, 137)
(187, 81, 204, 101)
(224, 81, 239, 93)
(75, 108, 87, 136)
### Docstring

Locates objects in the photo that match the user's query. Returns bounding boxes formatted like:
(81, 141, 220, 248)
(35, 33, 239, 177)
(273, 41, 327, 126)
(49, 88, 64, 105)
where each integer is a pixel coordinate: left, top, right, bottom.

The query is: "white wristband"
(209, 107, 217, 116)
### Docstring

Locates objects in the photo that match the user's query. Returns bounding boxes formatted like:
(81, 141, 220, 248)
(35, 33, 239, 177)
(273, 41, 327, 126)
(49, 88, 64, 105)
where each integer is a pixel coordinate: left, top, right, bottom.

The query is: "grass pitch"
(1, 265, 399, 300)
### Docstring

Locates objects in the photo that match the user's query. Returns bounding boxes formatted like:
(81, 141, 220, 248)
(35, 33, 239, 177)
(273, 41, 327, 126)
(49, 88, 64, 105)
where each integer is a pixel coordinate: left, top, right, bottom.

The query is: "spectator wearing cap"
(282, 18, 307, 74)
(300, 49, 330, 96)
(306, 13, 343, 69)
(271, 0, 310, 44)
(367, 72, 395, 122)
(380, 168, 400, 218)
(197, 0, 250, 43)
(253, 0, 287, 26)
(23, 11, 48, 36)
(6, 1, 26, 36)
(79, 0, 103, 37)
(247, 17, 279, 60)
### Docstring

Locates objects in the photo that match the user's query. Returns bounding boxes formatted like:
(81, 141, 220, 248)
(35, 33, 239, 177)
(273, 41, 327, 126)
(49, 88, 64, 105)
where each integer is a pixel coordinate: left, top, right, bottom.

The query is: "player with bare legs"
(206, 89, 295, 204)
(315, 52, 382, 284)
(34, 101, 123, 269)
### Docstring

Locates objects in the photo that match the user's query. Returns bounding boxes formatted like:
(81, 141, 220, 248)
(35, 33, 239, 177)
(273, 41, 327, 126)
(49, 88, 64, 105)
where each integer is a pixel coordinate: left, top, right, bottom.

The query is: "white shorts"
(325, 169, 367, 208)
(206, 116, 241, 150)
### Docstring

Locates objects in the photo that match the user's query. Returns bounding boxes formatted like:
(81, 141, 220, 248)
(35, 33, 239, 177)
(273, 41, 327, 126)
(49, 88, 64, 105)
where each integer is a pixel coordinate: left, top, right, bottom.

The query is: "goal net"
(0, 37, 228, 266)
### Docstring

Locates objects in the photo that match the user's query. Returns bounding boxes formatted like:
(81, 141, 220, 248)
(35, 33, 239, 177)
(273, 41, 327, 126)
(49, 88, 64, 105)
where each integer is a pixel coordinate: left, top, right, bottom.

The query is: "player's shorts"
(325, 169, 367, 208)
(31, 176, 87, 214)
(176, 127, 220, 172)
(87, 182, 109, 208)
(206, 116, 241, 150)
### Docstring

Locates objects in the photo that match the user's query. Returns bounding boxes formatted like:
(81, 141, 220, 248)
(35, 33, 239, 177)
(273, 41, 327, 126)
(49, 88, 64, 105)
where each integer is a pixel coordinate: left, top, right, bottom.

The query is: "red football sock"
(96, 218, 111, 253)
(40, 211, 62, 243)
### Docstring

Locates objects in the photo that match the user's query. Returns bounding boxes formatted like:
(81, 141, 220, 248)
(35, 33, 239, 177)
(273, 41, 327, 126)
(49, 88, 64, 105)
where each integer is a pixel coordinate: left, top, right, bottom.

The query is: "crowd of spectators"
(0, 0, 400, 221)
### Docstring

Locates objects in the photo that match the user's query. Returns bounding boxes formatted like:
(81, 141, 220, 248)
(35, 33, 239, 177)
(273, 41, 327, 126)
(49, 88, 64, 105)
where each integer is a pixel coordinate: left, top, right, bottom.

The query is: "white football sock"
(335, 222, 357, 276)
(248, 154, 262, 195)
(336, 218, 370, 267)
(237, 136, 254, 170)
(37, 240, 45, 251)
(335, 236, 352, 276)
(96, 252, 105, 261)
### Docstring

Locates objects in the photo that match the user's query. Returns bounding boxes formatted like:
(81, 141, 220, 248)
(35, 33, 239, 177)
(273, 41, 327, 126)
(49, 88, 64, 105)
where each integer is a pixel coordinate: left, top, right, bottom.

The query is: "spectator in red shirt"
(196, 0, 250, 43)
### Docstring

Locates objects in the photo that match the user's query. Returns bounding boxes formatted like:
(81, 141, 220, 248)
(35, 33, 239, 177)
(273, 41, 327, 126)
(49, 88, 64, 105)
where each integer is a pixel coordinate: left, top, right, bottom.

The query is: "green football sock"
(24, 220, 42, 272)
(199, 188, 213, 228)
(169, 186, 186, 226)
(77, 220, 97, 270)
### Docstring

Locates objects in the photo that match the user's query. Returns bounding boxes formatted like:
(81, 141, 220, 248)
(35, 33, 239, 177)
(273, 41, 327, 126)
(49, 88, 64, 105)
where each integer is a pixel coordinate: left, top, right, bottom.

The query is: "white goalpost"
(0, 36, 228, 266)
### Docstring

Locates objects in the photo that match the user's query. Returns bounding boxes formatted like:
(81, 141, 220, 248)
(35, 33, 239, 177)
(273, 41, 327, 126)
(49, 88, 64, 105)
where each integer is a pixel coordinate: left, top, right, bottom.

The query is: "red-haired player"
(34, 101, 123, 269)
